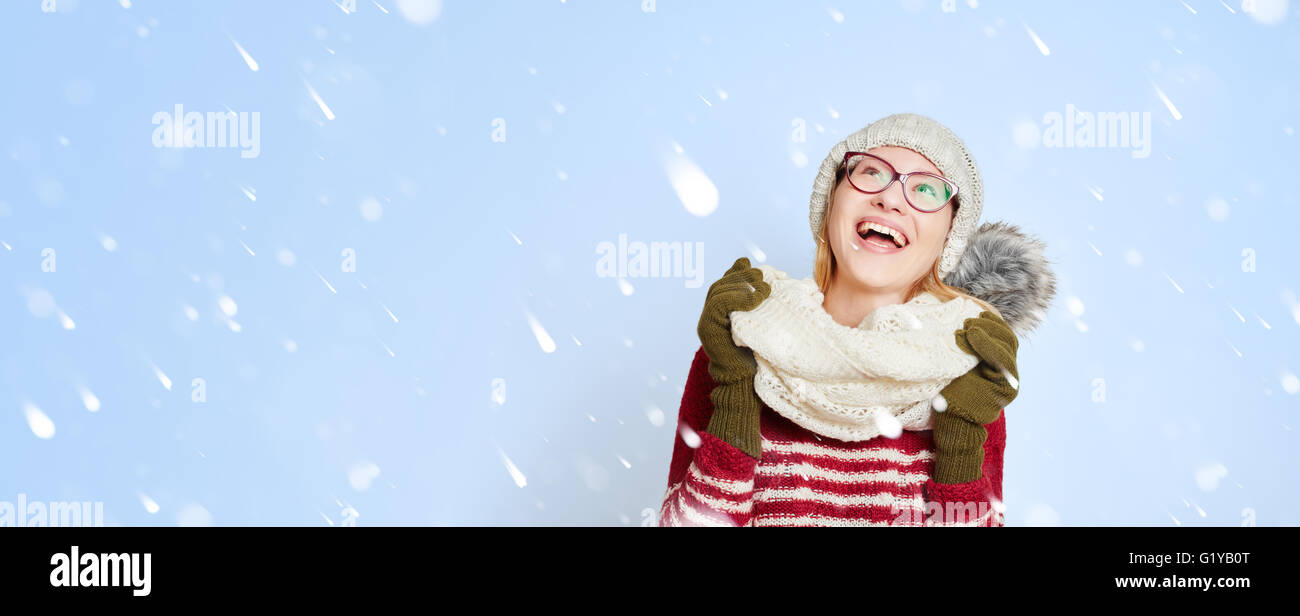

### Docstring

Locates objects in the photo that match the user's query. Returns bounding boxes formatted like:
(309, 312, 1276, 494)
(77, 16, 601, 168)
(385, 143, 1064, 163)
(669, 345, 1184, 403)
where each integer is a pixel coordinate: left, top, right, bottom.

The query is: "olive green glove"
(697, 257, 771, 460)
(932, 310, 1020, 484)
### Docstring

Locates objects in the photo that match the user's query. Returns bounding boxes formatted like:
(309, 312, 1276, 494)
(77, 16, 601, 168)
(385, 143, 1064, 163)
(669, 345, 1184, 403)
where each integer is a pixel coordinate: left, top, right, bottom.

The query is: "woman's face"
(826, 145, 954, 297)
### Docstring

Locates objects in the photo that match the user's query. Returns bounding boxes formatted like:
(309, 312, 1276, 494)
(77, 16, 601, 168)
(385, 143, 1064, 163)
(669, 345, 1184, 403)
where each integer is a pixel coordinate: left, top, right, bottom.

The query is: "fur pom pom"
(943, 221, 1056, 336)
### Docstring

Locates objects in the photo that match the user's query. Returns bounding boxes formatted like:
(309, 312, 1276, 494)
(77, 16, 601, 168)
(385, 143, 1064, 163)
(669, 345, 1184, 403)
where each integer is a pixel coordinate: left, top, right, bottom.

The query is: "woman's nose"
(870, 181, 909, 215)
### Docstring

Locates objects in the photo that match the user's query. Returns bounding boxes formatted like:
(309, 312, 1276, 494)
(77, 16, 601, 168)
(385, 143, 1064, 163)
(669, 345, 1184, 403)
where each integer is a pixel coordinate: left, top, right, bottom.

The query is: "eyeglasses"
(840, 151, 958, 213)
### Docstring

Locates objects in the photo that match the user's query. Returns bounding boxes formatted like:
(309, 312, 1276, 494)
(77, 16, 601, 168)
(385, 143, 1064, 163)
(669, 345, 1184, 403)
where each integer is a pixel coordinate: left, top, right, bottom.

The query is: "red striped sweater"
(658, 346, 1006, 527)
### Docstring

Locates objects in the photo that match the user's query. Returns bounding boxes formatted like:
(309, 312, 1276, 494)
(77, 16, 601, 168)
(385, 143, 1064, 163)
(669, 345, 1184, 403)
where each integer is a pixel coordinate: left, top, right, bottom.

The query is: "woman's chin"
(839, 250, 898, 276)
(838, 267, 907, 292)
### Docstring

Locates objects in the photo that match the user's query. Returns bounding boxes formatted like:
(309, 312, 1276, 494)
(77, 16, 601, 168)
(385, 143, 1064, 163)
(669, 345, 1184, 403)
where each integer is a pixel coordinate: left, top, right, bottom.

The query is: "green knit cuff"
(938, 375, 1007, 426)
(705, 383, 763, 460)
(931, 413, 988, 484)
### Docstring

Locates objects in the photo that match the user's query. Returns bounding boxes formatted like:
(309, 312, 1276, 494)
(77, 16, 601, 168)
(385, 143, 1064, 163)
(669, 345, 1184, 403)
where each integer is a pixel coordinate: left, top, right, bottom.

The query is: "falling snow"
(663, 142, 719, 217)
(80, 387, 101, 412)
(303, 78, 336, 120)
(229, 36, 259, 72)
(1022, 22, 1051, 55)
(1282, 371, 1300, 395)
(24, 403, 56, 439)
(498, 447, 527, 488)
(3, 2, 1297, 528)
(524, 309, 556, 353)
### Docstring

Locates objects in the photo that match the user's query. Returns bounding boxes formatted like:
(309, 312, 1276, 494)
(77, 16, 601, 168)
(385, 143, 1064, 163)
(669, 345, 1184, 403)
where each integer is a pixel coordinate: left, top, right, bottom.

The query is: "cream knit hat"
(809, 112, 983, 278)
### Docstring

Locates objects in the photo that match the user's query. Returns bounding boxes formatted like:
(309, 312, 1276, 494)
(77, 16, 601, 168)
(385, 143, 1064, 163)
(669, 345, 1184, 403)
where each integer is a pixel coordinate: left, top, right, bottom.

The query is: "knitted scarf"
(728, 264, 984, 442)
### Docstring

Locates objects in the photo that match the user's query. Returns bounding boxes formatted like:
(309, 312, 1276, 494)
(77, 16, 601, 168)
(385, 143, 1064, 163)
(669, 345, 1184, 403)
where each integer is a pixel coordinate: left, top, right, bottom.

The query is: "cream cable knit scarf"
(729, 265, 984, 442)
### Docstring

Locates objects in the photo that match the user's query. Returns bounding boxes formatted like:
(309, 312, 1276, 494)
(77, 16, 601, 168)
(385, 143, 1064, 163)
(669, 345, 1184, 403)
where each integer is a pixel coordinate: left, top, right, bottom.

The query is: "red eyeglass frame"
(840, 151, 958, 213)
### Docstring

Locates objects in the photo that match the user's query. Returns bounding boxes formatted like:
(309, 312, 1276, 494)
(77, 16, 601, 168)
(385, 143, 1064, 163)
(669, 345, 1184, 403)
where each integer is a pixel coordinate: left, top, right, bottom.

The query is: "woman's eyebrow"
(892, 162, 944, 176)
(870, 155, 936, 176)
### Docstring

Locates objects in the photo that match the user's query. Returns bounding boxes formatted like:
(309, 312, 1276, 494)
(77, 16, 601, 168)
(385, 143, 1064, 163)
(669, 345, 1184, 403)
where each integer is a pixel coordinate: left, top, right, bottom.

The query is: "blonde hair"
(813, 164, 998, 316)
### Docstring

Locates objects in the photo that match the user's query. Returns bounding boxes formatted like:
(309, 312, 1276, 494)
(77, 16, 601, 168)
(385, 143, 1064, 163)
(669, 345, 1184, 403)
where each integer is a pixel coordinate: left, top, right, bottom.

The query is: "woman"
(658, 113, 1055, 526)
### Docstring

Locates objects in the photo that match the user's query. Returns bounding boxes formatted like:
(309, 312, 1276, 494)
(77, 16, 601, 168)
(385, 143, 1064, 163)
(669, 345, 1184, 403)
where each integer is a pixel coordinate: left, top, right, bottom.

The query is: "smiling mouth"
(855, 220, 908, 249)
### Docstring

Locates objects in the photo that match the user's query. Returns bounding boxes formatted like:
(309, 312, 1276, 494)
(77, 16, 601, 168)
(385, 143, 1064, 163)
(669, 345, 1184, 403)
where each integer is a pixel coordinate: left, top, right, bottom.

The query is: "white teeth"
(856, 221, 906, 247)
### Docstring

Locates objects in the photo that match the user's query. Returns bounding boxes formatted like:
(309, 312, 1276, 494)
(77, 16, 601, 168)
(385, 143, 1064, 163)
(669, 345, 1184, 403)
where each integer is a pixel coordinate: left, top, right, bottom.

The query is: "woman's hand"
(951, 310, 1019, 416)
(697, 257, 771, 460)
(697, 257, 771, 385)
(932, 310, 1020, 484)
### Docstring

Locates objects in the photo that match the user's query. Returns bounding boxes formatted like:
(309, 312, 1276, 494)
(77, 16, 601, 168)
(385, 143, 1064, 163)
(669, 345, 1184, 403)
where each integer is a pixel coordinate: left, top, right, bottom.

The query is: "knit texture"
(727, 264, 984, 442)
(809, 112, 983, 278)
(659, 346, 1005, 527)
(705, 380, 764, 460)
(931, 412, 991, 484)
(931, 311, 1020, 483)
(696, 258, 771, 459)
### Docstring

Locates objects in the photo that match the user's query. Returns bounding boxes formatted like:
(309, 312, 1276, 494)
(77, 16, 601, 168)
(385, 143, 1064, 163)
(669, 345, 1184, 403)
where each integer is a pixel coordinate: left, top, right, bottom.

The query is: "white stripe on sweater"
(753, 513, 896, 527)
(684, 474, 752, 515)
(674, 491, 738, 527)
(754, 485, 922, 510)
(687, 462, 753, 495)
(755, 461, 930, 487)
(762, 438, 935, 464)
(661, 481, 741, 527)
(659, 485, 682, 527)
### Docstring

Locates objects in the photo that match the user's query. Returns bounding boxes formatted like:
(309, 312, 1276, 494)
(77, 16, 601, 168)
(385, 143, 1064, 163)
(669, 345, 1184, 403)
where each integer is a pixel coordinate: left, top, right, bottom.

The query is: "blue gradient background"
(1, 0, 1297, 526)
